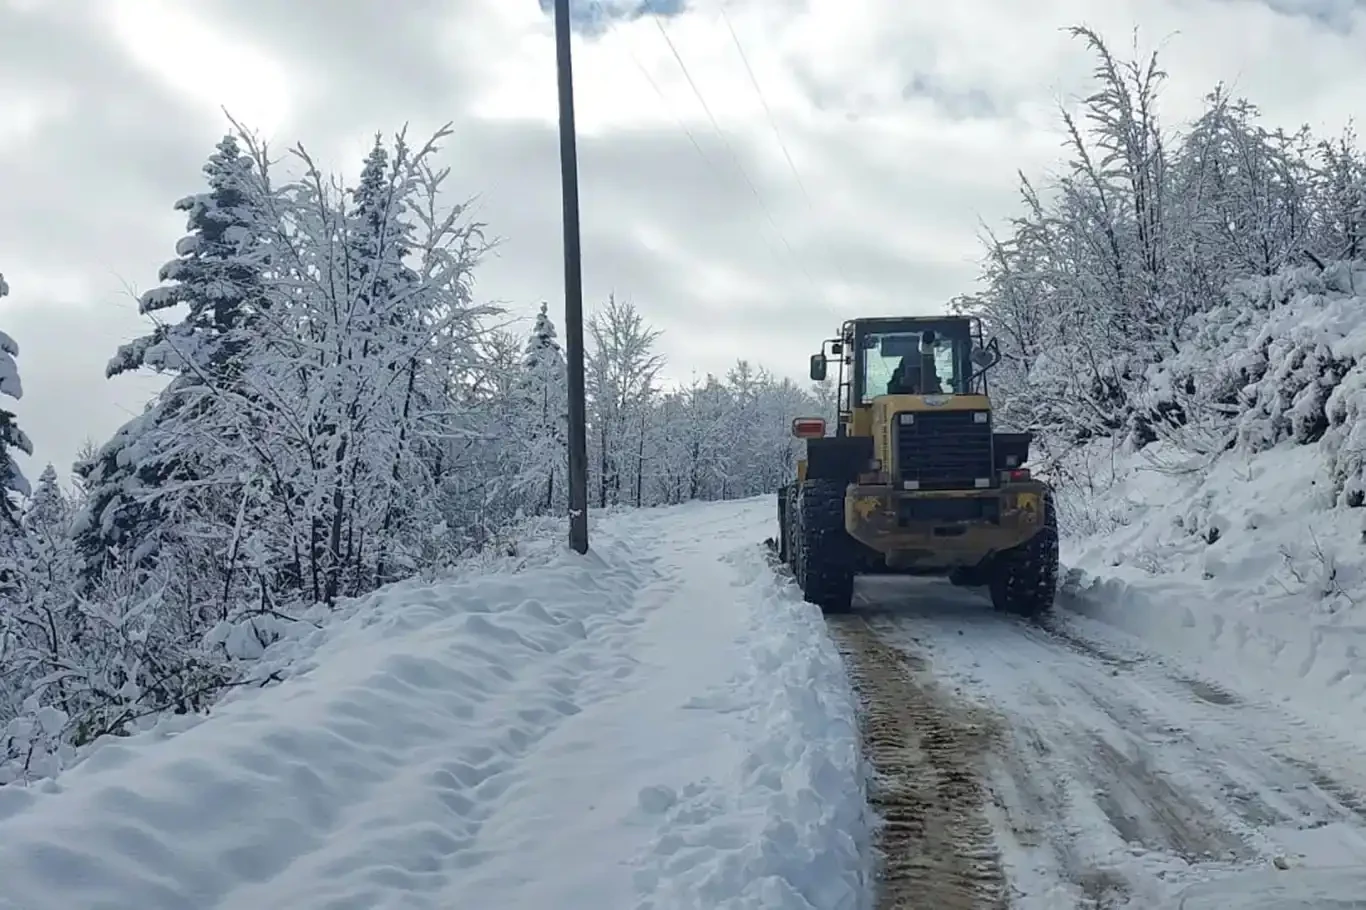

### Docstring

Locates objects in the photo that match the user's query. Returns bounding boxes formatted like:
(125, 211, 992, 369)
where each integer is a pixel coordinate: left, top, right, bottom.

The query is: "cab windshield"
(858, 328, 968, 403)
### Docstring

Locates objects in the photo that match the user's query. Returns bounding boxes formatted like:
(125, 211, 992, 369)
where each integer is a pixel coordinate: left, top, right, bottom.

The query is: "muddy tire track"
(845, 592, 1366, 908)
(827, 616, 1010, 910)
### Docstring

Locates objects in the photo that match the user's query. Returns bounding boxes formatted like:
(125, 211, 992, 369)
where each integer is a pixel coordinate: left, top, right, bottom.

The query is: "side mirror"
(809, 353, 827, 381)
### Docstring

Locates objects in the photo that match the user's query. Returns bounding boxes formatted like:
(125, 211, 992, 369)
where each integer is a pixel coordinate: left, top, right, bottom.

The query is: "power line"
(717, 6, 857, 297)
(718, 7, 812, 209)
(649, 15, 819, 288)
(619, 38, 799, 275)
(583, 1, 797, 278)
(573, 2, 824, 290)
(622, 42, 724, 186)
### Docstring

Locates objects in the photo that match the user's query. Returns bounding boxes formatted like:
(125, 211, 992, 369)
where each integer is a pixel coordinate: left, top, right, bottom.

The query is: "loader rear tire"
(988, 491, 1059, 619)
(777, 487, 790, 564)
(794, 479, 855, 614)
(782, 485, 799, 570)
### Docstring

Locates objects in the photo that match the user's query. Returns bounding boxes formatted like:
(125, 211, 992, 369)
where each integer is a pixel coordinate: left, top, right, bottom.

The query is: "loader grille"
(894, 409, 995, 491)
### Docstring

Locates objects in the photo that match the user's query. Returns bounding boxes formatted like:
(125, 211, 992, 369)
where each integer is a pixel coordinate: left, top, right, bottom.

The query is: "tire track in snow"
(826, 615, 1010, 910)
(852, 580, 1366, 908)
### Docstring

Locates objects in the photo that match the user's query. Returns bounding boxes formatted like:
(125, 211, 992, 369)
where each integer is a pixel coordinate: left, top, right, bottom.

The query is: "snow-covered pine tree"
(25, 464, 65, 532)
(513, 302, 568, 515)
(0, 271, 32, 530)
(74, 133, 267, 586)
(0, 269, 33, 615)
(6, 463, 78, 713)
(109, 133, 267, 379)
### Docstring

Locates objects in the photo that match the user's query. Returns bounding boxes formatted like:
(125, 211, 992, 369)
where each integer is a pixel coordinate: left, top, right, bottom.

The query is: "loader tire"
(783, 485, 799, 570)
(988, 491, 1059, 619)
(777, 485, 798, 566)
(794, 479, 855, 614)
(777, 488, 789, 564)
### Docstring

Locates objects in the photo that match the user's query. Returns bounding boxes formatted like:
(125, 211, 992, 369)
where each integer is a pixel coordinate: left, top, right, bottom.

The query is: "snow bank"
(1055, 435, 1366, 751)
(1138, 259, 1366, 504)
(0, 498, 869, 910)
(1047, 260, 1366, 749)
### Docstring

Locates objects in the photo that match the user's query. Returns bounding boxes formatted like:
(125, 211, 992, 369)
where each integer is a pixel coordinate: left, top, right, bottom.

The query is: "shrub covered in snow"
(1138, 261, 1366, 506)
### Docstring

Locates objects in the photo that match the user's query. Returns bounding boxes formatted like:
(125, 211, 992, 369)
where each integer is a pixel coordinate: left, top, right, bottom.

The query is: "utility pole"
(554, 0, 590, 554)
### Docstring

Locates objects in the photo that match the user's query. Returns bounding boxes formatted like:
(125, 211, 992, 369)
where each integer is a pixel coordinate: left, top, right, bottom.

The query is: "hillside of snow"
(1053, 260, 1366, 748)
(0, 500, 870, 910)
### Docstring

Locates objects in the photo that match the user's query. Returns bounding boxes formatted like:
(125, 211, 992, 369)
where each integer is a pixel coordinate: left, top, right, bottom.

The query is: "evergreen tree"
(73, 135, 267, 583)
(107, 133, 265, 379)
(24, 464, 66, 532)
(516, 302, 568, 513)
(349, 138, 421, 324)
(0, 271, 32, 528)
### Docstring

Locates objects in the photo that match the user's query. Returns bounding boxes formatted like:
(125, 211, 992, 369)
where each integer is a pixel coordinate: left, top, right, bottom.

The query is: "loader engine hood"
(1171, 866, 1366, 908)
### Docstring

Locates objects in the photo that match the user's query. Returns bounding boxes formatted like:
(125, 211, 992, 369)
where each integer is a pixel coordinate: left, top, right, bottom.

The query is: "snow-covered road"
(838, 577, 1366, 909)
(7, 495, 1366, 910)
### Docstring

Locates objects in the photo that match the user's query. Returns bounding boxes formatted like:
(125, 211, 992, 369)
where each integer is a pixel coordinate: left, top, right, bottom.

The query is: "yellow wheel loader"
(776, 315, 1059, 616)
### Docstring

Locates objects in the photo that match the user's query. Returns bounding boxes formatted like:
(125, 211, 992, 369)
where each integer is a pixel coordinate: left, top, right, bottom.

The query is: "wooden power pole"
(553, 0, 590, 554)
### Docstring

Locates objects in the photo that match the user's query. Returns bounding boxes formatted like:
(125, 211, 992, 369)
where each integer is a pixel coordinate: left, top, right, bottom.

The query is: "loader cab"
(808, 315, 1000, 437)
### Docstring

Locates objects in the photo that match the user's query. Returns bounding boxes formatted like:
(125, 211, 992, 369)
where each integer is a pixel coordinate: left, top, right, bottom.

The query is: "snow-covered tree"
(953, 22, 1366, 511)
(24, 464, 65, 531)
(0, 271, 32, 529)
(107, 134, 266, 379)
(512, 302, 568, 514)
(586, 294, 663, 507)
(74, 133, 268, 586)
(1310, 126, 1366, 261)
(232, 124, 498, 602)
(0, 121, 828, 784)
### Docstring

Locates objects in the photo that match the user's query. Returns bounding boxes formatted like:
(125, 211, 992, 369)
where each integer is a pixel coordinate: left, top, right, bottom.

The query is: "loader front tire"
(794, 479, 855, 614)
(988, 491, 1059, 619)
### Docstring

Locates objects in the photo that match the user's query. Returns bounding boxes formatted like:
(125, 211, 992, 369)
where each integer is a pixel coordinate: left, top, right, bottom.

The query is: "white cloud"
(0, 84, 70, 144)
(2, 0, 1365, 477)
(99, 0, 299, 135)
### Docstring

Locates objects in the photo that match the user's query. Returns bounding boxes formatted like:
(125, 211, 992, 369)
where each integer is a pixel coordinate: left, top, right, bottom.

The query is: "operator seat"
(918, 350, 943, 394)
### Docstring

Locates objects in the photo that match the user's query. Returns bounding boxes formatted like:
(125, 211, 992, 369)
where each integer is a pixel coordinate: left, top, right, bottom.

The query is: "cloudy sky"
(1, 0, 1364, 480)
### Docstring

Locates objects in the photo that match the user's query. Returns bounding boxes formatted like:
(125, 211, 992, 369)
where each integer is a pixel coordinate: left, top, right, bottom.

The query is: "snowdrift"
(0, 500, 870, 910)
(1138, 259, 1366, 506)
(1055, 260, 1366, 749)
